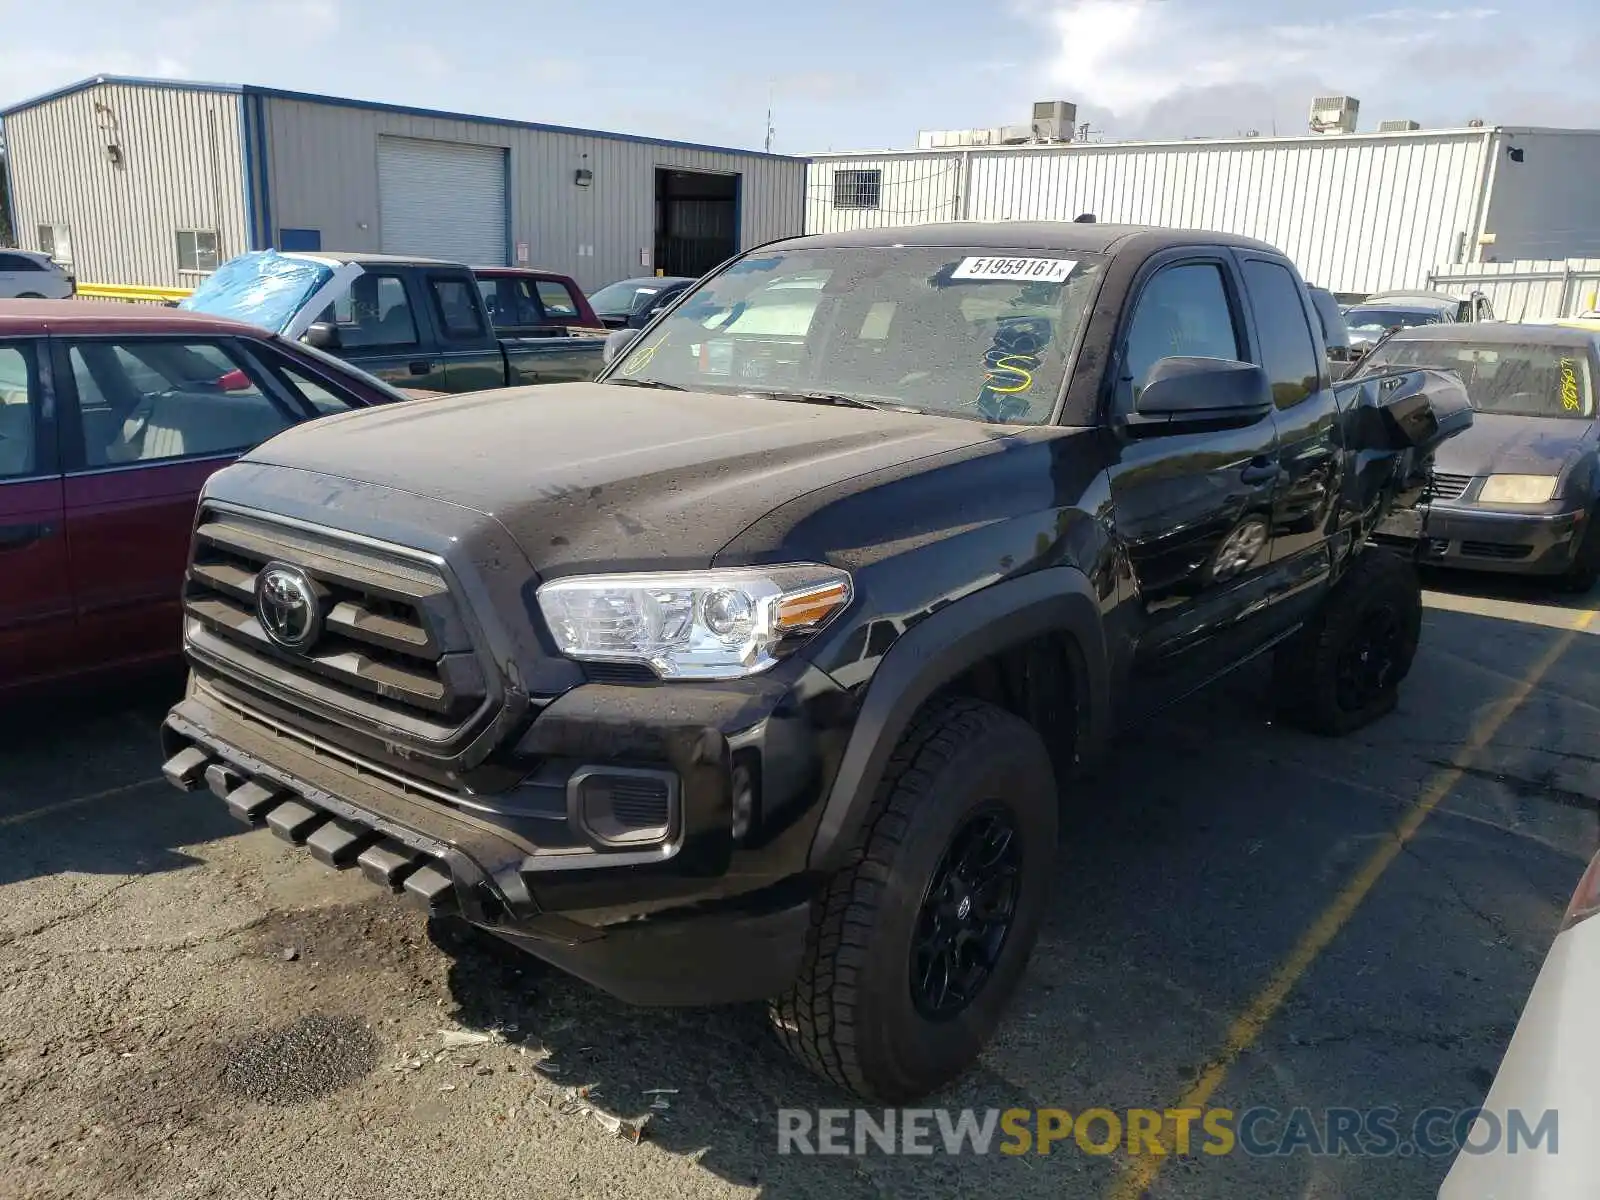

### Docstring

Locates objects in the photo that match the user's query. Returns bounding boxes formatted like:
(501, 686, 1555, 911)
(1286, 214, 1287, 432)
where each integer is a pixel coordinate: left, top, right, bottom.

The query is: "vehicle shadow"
(0, 669, 244, 887)
(427, 596, 1594, 1197)
(1419, 564, 1596, 611)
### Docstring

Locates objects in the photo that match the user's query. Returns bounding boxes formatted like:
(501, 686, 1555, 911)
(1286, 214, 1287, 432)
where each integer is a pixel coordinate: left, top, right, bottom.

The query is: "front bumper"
(161, 671, 851, 1005)
(1374, 502, 1587, 575)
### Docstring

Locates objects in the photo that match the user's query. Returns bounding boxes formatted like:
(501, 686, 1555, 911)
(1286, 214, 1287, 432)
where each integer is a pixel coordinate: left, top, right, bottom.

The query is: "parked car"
(180, 250, 606, 392)
(1438, 841, 1600, 1197)
(1344, 289, 1494, 351)
(0, 250, 75, 300)
(586, 275, 696, 329)
(1364, 322, 1600, 590)
(1307, 283, 1357, 377)
(471, 267, 604, 336)
(0, 299, 411, 700)
(159, 222, 1469, 1103)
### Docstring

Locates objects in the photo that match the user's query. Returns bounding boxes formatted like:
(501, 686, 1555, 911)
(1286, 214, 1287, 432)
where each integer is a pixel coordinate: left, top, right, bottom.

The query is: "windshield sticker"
(951, 256, 1077, 283)
(619, 334, 669, 376)
(1561, 358, 1582, 411)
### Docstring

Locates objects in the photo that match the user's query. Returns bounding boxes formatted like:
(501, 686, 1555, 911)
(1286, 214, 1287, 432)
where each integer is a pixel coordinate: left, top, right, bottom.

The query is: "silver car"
(0, 249, 76, 299)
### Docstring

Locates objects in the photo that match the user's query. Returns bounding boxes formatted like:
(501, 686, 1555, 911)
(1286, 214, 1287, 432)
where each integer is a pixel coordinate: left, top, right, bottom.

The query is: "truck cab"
(181, 250, 606, 392)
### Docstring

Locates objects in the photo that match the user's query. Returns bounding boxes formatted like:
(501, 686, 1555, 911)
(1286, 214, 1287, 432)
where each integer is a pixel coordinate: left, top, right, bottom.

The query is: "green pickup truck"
(181, 251, 607, 393)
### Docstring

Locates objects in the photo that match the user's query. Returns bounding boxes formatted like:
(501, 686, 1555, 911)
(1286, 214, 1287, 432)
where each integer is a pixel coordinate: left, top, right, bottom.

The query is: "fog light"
(569, 767, 679, 848)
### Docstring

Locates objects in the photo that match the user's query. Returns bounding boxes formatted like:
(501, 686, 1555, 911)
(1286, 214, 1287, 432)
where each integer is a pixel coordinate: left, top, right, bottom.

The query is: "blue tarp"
(180, 250, 339, 335)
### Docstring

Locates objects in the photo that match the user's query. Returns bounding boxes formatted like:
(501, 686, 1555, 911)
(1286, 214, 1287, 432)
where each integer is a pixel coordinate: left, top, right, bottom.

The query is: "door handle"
(0, 522, 53, 550)
(408, 361, 437, 376)
(1240, 460, 1280, 485)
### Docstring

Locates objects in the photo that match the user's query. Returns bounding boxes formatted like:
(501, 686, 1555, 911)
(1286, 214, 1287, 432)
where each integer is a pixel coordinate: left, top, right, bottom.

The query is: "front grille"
(182, 509, 492, 750)
(1461, 541, 1533, 561)
(1427, 472, 1474, 502)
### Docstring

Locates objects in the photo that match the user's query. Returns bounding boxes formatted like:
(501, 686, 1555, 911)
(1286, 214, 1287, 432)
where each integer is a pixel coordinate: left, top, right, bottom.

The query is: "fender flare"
(807, 567, 1111, 871)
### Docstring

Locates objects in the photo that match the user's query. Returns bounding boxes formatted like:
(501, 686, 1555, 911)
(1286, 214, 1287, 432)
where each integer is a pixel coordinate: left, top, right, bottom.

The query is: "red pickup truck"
(0, 300, 409, 699)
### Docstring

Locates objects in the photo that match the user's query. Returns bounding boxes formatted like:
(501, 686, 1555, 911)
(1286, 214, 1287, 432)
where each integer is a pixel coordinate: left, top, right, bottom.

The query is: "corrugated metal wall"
(261, 97, 807, 291)
(5, 82, 249, 287)
(807, 132, 1496, 296)
(1428, 259, 1600, 320)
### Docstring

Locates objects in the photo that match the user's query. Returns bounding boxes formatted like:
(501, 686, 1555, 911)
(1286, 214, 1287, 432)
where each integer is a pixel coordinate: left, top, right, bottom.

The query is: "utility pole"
(764, 87, 775, 153)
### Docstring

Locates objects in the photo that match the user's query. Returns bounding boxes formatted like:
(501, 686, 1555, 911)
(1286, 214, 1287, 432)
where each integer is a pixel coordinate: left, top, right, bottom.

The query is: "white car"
(1438, 846, 1600, 1197)
(0, 249, 76, 299)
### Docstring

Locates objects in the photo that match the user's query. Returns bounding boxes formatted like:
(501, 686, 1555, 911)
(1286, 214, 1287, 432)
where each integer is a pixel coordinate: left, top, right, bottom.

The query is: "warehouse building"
(1, 75, 808, 291)
(806, 101, 1600, 299)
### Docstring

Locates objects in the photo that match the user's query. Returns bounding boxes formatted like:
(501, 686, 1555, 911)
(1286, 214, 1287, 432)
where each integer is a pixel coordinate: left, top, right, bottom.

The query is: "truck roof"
(315, 251, 460, 267)
(772, 221, 1285, 257)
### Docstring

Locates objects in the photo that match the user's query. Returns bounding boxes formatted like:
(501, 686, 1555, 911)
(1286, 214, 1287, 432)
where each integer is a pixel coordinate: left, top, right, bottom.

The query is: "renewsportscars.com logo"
(776, 1106, 1559, 1159)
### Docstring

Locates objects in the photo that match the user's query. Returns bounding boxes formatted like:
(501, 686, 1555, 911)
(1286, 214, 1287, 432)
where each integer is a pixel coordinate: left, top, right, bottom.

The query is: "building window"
(176, 229, 220, 274)
(832, 169, 882, 210)
(38, 223, 73, 265)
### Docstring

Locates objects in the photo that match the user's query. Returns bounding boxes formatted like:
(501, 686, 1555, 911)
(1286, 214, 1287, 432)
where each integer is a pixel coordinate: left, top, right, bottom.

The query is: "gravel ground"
(1, 572, 1595, 1199)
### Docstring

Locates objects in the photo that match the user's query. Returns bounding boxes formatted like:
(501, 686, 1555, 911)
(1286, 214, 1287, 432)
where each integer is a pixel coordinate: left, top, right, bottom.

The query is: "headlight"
(536, 565, 853, 680)
(1478, 474, 1559, 504)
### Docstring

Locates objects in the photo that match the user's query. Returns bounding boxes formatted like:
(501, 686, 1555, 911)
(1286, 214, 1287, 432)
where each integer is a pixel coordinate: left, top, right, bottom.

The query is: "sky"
(1, 0, 1597, 153)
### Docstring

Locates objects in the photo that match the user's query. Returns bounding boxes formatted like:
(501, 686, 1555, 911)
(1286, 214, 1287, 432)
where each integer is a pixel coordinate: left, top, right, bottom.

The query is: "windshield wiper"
(746, 390, 922, 414)
(606, 377, 689, 391)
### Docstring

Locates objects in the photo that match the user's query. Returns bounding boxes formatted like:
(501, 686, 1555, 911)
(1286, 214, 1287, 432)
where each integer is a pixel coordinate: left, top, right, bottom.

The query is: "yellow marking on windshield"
(618, 335, 669, 376)
(1560, 357, 1581, 411)
(985, 354, 1037, 394)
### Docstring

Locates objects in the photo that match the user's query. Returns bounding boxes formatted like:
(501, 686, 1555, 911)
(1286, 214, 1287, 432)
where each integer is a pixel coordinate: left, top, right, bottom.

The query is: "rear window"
(1363, 337, 1596, 419)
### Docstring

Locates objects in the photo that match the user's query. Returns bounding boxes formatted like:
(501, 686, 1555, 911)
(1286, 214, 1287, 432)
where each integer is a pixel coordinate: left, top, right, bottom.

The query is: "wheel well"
(935, 633, 1085, 776)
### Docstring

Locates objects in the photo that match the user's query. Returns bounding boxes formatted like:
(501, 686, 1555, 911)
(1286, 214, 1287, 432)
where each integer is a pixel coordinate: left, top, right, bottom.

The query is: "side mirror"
(1128, 356, 1273, 434)
(305, 321, 341, 352)
(603, 327, 642, 366)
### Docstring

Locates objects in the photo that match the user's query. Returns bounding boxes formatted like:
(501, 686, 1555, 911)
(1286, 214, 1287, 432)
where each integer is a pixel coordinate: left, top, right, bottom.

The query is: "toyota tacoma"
(160, 223, 1470, 1101)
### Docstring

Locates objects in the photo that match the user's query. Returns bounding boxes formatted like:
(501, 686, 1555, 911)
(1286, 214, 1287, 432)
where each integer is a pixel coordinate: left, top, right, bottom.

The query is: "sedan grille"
(1427, 472, 1473, 502)
(182, 509, 492, 750)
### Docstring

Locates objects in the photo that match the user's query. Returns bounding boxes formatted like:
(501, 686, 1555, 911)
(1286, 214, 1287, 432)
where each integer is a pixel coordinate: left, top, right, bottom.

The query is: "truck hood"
(243, 382, 998, 573)
(1433, 412, 1593, 478)
(180, 250, 364, 338)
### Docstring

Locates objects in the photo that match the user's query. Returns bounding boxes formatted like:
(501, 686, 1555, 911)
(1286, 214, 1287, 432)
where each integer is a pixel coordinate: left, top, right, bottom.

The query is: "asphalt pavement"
(2, 571, 1595, 1200)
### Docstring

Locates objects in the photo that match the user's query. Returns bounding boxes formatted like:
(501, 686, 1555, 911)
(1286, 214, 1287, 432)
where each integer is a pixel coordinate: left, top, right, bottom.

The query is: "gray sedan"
(1364, 322, 1600, 591)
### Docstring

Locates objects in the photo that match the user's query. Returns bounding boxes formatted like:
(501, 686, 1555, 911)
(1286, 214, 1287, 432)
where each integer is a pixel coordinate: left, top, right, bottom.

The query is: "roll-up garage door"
(377, 136, 507, 265)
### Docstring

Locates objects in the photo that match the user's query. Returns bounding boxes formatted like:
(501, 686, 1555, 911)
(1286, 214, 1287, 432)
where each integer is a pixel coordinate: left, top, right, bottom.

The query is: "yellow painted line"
(1108, 607, 1595, 1199)
(0, 777, 166, 829)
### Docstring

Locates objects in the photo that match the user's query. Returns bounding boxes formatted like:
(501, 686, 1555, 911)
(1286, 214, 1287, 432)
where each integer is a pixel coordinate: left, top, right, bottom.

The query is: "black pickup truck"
(159, 223, 1470, 1101)
(181, 251, 606, 393)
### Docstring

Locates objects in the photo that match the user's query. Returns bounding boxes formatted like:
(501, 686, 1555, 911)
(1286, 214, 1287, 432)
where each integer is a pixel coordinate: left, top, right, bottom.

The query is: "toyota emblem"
(255, 562, 322, 652)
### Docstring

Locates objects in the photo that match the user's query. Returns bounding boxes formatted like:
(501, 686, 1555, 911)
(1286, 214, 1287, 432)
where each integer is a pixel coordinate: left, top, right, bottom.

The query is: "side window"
(1122, 263, 1242, 401)
(1243, 260, 1321, 409)
(65, 340, 297, 467)
(275, 363, 361, 416)
(0, 344, 39, 480)
(512, 280, 546, 326)
(326, 273, 418, 348)
(430, 277, 487, 340)
(0, 254, 43, 273)
(535, 280, 580, 321)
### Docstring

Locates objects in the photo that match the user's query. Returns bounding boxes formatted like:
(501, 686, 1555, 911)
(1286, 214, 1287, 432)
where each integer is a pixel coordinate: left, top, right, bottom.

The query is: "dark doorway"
(654, 169, 739, 278)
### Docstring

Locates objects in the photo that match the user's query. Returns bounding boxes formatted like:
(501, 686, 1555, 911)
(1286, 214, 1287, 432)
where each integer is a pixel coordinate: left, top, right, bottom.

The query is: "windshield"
(606, 247, 1106, 424)
(589, 280, 661, 315)
(1344, 306, 1446, 334)
(1363, 337, 1596, 419)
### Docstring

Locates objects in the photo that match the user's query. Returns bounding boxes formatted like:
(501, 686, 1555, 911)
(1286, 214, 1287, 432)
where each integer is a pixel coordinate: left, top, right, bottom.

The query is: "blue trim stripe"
(1, 74, 809, 163)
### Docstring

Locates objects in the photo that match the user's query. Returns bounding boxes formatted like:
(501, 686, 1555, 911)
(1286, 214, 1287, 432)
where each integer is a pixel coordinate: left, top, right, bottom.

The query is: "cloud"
(1022, 0, 1507, 136)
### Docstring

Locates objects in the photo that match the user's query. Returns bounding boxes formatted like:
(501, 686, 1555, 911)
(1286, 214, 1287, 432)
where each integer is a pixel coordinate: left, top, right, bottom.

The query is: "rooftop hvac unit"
(1308, 95, 1359, 134)
(1031, 99, 1077, 142)
(1378, 119, 1421, 132)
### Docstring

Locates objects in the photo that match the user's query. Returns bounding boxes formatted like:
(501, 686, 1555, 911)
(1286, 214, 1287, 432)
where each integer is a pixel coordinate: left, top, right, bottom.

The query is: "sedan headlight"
(536, 565, 853, 680)
(1478, 474, 1559, 504)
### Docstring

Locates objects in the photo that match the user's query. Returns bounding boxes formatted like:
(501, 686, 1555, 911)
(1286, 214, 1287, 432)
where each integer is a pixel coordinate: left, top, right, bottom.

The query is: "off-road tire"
(769, 696, 1058, 1101)
(1273, 547, 1422, 736)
